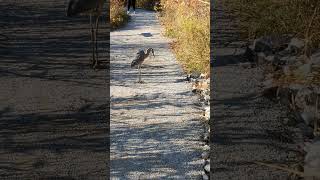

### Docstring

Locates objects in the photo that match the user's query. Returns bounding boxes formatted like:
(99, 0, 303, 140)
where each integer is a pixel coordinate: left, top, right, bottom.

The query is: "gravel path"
(211, 2, 302, 179)
(0, 1, 108, 179)
(110, 9, 204, 179)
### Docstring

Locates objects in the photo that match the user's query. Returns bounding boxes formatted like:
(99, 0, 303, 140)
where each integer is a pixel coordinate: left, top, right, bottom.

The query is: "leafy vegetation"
(110, 0, 129, 29)
(159, 0, 210, 74)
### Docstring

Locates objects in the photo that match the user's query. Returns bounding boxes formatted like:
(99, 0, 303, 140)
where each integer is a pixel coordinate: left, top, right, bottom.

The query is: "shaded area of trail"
(211, 1, 302, 179)
(110, 9, 204, 179)
(0, 1, 108, 178)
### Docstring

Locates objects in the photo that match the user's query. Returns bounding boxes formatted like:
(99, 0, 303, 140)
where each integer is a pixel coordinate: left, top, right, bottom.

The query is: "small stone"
(304, 140, 320, 178)
(204, 164, 210, 172)
(256, 52, 266, 64)
(288, 38, 304, 53)
(203, 145, 210, 151)
(254, 36, 273, 54)
(283, 65, 291, 76)
(294, 63, 312, 78)
(297, 123, 314, 138)
(201, 151, 209, 159)
(311, 50, 320, 65)
(288, 83, 304, 91)
(202, 174, 209, 180)
(239, 62, 252, 68)
(204, 134, 209, 142)
(199, 73, 208, 79)
(265, 55, 275, 62)
(300, 110, 316, 126)
(262, 79, 274, 88)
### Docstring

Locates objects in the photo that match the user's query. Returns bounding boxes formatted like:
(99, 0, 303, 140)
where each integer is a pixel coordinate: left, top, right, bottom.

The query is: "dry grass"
(224, 0, 320, 50)
(159, 0, 210, 74)
(110, 0, 129, 29)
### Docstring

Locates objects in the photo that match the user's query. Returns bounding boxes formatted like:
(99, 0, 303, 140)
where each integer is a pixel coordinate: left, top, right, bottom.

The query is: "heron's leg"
(90, 14, 95, 65)
(93, 15, 100, 68)
(138, 65, 141, 82)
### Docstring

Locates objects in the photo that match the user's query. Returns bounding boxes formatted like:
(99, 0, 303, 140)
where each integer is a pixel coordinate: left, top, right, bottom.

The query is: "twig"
(254, 161, 305, 177)
(315, 95, 319, 136)
(304, 5, 319, 58)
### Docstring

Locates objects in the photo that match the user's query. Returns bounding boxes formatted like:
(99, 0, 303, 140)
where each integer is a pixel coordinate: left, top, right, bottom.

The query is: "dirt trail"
(0, 1, 108, 179)
(110, 9, 204, 179)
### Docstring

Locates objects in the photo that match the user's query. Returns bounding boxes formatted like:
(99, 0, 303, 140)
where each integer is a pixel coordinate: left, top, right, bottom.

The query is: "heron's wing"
(131, 53, 144, 68)
(136, 49, 144, 55)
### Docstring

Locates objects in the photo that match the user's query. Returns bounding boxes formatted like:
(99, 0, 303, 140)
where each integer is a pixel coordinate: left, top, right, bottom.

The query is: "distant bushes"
(159, 0, 210, 74)
(224, 0, 320, 50)
(136, 0, 160, 10)
(110, 0, 129, 29)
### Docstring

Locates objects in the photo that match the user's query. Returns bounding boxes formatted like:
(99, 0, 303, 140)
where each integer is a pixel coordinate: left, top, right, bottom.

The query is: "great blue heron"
(131, 48, 155, 83)
(66, 0, 104, 69)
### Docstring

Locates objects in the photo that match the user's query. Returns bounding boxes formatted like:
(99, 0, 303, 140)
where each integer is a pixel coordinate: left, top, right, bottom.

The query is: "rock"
(287, 38, 305, 53)
(203, 133, 209, 142)
(239, 62, 252, 68)
(271, 56, 286, 67)
(204, 106, 210, 121)
(204, 164, 210, 172)
(262, 79, 274, 89)
(253, 36, 273, 55)
(243, 46, 256, 62)
(294, 63, 312, 78)
(199, 73, 208, 79)
(190, 71, 201, 79)
(200, 158, 206, 166)
(254, 35, 290, 55)
(201, 151, 209, 159)
(288, 84, 304, 91)
(203, 145, 210, 151)
(281, 55, 304, 66)
(278, 49, 292, 57)
(265, 55, 276, 63)
(297, 123, 314, 138)
(204, 95, 210, 104)
(311, 50, 320, 65)
(193, 80, 209, 93)
(277, 87, 292, 105)
(202, 174, 209, 180)
(304, 140, 320, 178)
(300, 111, 316, 126)
(283, 65, 291, 76)
(295, 88, 313, 109)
